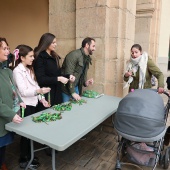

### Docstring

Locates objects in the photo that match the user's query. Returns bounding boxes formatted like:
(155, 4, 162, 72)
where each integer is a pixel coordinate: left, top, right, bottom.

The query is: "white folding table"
(5, 95, 122, 170)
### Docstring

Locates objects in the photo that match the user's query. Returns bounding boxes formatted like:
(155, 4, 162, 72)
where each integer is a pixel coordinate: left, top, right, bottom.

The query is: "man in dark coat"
(61, 37, 96, 102)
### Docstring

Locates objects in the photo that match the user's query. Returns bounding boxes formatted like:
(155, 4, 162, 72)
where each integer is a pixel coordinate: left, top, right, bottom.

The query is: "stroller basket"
(126, 143, 156, 167)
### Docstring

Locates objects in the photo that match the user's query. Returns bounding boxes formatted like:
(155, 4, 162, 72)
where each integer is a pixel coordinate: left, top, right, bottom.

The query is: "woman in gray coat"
(0, 37, 25, 170)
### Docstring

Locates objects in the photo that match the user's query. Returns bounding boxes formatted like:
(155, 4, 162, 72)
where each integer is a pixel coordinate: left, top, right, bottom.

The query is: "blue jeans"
(62, 86, 79, 102)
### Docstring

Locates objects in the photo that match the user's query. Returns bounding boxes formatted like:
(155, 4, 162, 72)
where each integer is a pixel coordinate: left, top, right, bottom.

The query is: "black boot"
(19, 156, 40, 169)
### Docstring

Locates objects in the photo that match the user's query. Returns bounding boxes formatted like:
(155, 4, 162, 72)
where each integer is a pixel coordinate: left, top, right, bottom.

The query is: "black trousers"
(0, 146, 6, 166)
(20, 105, 35, 161)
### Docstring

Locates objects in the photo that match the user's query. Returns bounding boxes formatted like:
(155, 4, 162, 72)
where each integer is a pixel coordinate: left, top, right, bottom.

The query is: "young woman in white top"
(13, 44, 50, 169)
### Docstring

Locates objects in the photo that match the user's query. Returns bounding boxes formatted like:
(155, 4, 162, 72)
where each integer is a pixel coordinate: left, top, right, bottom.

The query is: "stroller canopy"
(114, 89, 166, 142)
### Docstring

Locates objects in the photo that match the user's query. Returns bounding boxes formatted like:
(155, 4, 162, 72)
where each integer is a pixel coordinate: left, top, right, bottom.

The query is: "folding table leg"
(25, 140, 35, 170)
(52, 148, 56, 170)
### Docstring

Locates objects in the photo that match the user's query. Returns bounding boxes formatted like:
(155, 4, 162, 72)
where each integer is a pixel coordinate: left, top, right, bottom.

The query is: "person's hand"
(58, 76, 69, 84)
(69, 75, 75, 83)
(158, 87, 164, 94)
(20, 102, 26, 108)
(12, 114, 23, 123)
(37, 87, 51, 94)
(72, 93, 81, 100)
(124, 71, 132, 78)
(41, 98, 51, 107)
(85, 78, 94, 87)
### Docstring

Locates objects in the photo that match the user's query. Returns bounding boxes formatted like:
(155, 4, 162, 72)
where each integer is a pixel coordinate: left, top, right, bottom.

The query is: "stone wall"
(49, 0, 76, 61)
(158, 0, 170, 84)
(0, 0, 164, 97)
(49, 0, 136, 97)
(135, 0, 162, 62)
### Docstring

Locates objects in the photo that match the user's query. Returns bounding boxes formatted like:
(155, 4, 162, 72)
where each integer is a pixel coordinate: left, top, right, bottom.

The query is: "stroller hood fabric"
(114, 89, 166, 142)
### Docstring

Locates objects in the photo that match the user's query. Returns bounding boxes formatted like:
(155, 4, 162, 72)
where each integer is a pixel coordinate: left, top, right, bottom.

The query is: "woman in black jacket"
(34, 33, 74, 111)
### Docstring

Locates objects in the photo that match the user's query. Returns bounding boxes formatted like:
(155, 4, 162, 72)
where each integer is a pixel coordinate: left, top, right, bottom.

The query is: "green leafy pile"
(82, 90, 99, 98)
(32, 113, 62, 123)
(70, 99, 87, 105)
(53, 99, 87, 111)
(53, 102, 72, 111)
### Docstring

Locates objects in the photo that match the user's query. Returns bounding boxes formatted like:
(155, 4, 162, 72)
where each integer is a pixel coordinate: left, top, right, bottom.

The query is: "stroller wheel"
(159, 153, 163, 166)
(115, 161, 121, 170)
(163, 148, 170, 169)
(121, 142, 126, 156)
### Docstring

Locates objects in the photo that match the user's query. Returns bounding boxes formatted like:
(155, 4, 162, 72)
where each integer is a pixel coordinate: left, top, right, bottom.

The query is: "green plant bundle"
(32, 112, 62, 123)
(82, 90, 99, 98)
(53, 102, 72, 111)
(21, 107, 25, 118)
(70, 99, 87, 105)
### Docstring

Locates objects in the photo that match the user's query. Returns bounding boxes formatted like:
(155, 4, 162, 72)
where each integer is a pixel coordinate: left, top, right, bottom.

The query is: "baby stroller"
(114, 89, 170, 170)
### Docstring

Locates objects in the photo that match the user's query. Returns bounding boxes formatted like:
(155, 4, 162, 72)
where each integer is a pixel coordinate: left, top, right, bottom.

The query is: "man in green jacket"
(61, 37, 96, 102)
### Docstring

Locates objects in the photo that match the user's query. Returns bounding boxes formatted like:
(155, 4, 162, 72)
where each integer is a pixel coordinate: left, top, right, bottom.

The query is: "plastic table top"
(5, 95, 122, 151)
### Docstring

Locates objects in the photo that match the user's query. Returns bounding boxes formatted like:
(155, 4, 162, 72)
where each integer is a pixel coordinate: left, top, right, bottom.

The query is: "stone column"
(135, 0, 162, 61)
(76, 0, 136, 97)
(49, 0, 76, 61)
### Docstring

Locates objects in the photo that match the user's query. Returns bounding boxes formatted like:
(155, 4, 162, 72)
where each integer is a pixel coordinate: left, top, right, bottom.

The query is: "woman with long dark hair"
(34, 33, 74, 110)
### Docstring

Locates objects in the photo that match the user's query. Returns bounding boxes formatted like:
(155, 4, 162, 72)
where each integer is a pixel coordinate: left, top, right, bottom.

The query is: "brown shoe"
(1, 163, 8, 170)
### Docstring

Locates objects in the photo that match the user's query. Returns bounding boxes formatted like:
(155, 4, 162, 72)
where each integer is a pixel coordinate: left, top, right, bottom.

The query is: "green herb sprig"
(21, 107, 25, 118)
(32, 112, 62, 123)
(69, 99, 87, 105)
(82, 90, 99, 98)
(53, 102, 72, 111)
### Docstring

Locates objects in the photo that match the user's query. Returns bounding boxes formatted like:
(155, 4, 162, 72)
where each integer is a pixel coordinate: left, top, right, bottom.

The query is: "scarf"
(123, 52, 148, 89)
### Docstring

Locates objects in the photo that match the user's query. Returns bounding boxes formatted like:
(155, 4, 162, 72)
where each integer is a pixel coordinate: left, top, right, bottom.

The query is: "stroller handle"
(151, 88, 170, 98)
(163, 91, 170, 98)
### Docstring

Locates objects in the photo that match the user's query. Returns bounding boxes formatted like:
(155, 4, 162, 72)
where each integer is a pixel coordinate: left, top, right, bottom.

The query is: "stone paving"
(5, 94, 170, 170)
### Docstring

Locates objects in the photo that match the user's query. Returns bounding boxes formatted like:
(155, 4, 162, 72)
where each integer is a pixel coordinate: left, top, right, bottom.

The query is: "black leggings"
(20, 105, 35, 160)
(0, 146, 6, 166)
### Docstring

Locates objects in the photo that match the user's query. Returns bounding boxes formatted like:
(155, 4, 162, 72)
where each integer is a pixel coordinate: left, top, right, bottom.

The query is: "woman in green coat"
(124, 44, 164, 93)
(0, 37, 25, 170)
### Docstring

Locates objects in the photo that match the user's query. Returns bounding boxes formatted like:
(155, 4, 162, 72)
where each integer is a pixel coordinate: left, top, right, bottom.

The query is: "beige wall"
(135, 0, 161, 61)
(0, 0, 48, 51)
(158, 0, 170, 58)
(157, 0, 170, 78)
